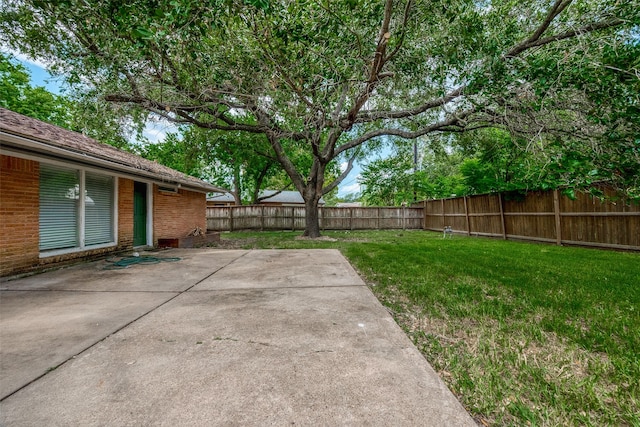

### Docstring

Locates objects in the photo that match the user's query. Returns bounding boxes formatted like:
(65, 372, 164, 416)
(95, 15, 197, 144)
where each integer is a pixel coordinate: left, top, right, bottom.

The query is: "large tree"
(1, 0, 637, 236)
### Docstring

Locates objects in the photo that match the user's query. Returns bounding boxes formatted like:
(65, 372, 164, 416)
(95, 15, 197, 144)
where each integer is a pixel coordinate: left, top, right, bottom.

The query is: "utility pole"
(413, 139, 418, 202)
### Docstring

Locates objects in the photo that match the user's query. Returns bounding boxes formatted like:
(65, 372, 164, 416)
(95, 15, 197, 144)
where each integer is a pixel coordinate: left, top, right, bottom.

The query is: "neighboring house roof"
(207, 192, 236, 203)
(0, 108, 225, 193)
(336, 202, 362, 208)
(258, 190, 325, 205)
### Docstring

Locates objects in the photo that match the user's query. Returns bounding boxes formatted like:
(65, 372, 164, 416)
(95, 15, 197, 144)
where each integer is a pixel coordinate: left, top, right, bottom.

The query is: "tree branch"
(335, 109, 476, 156)
(255, 183, 293, 202)
(349, 86, 465, 125)
(383, 0, 413, 63)
(322, 148, 359, 195)
(506, 0, 623, 59)
(103, 93, 272, 134)
(508, 18, 624, 57)
(344, 0, 395, 124)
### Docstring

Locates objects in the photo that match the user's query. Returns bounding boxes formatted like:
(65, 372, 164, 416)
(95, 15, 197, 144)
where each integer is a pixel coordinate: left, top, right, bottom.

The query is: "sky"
(6, 50, 368, 197)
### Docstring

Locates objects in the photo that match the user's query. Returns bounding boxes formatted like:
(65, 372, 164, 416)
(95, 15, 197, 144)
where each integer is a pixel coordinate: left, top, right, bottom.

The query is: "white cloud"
(143, 127, 168, 143)
(1, 47, 52, 70)
(143, 117, 178, 143)
(339, 181, 361, 196)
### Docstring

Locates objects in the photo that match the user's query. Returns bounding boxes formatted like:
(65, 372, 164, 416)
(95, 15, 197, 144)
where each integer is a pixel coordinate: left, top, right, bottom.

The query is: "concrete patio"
(0, 249, 474, 426)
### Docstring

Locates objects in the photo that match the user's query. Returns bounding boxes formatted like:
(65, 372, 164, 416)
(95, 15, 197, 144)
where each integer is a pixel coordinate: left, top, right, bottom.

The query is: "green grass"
(211, 230, 640, 426)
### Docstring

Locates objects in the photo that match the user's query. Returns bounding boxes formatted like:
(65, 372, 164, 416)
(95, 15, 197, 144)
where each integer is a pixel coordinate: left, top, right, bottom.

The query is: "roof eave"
(0, 130, 223, 193)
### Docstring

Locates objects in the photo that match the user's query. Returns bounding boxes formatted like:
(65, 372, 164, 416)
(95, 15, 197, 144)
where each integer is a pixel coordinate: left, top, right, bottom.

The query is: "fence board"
(422, 188, 639, 251)
(206, 206, 424, 232)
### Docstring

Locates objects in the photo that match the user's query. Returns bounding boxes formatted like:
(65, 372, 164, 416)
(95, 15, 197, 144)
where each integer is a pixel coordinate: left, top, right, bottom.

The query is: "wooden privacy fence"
(206, 206, 424, 232)
(423, 188, 640, 251)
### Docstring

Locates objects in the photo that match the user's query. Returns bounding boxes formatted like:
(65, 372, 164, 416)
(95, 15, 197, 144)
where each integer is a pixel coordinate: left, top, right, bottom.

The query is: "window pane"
(39, 164, 78, 251)
(84, 172, 114, 246)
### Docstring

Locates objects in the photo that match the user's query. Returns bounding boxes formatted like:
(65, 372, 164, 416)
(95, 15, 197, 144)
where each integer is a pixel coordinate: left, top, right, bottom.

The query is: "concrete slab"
(0, 290, 174, 399)
(0, 249, 248, 292)
(0, 249, 475, 426)
(195, 249, 364, 290)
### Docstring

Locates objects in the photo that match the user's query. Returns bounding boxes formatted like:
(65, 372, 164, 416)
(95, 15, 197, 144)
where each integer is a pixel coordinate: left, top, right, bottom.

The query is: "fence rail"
(423, 187, 640, 251)
(206, 206, 424, 232)
(206, 188, 638, 251)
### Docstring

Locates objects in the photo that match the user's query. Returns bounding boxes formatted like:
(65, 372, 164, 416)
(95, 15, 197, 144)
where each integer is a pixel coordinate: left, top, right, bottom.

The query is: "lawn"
(212, 230, 640, 426)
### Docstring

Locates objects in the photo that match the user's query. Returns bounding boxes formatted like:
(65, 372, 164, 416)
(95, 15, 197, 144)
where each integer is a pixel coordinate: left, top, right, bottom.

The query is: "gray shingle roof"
(259, 190, 325, 205)
(0, 108, 225, 193)
(207, 192, 236, 202)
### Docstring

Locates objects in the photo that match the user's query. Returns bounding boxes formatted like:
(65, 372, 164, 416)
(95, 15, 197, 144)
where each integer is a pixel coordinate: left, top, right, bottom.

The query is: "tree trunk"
(232, 166, 242, 205)
(264, 134, 326, 238)
(303, 193, 322, 237)
(301, 162, 325, 238)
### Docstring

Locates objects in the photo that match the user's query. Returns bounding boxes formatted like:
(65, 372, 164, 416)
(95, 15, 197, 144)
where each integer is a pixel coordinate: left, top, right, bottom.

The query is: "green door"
(133, 182, 147, 246)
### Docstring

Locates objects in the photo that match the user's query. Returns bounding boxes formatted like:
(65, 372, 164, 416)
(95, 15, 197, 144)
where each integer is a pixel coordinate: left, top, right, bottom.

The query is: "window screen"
(84, 172, 114, 246)
(39, 164, 116, 252)
(39, 164, 79, 251)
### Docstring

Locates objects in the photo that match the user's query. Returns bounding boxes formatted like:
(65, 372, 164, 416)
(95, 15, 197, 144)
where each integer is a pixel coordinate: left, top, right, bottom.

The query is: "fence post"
(377, 207, 381, 230)
(498, 193, 507, 240)
(261, 205, 265, 231)
(350, 208, 354, 231)
(291, 207, 295, 231)
(441, 199, 445, 229)
(464, 196, 471, 236)
(553, 189, 562, 245)
(230, 207, 234, 232)
(423, 200, 428, 230)
(402, 205, 406, 230)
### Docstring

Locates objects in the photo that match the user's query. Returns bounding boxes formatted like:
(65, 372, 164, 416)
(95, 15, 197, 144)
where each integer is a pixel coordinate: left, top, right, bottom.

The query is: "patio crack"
(0, 251, 251, 403)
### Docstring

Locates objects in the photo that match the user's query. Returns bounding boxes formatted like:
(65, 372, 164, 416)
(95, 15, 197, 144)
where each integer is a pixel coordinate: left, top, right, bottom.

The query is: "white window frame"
(39, 161, 118, 258)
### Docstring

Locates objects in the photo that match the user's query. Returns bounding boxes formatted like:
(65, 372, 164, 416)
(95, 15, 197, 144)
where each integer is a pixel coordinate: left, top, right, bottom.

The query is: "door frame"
(133, 181, 153, 247)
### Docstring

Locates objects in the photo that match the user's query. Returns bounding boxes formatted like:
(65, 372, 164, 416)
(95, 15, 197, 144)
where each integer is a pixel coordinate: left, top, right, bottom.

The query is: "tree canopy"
(1, 0, 638, 235)
(0, 52, 70, 125)
(0, 51, 147, 149)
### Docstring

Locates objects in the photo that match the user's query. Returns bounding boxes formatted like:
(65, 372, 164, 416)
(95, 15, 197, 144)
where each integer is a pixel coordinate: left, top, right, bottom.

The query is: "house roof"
(207, 192, 236, 203)
(258, 190, 325, 205)
(0, 107, 225, 193)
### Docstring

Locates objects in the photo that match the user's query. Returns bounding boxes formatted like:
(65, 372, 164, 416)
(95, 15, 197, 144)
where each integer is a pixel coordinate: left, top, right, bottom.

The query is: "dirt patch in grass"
(294, 235, 338, 242)
(208, 237, 258, 249)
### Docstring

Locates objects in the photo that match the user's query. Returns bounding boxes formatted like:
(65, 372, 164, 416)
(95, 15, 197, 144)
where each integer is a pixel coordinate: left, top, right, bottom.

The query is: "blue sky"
(22, 61, 65, 95)
(7, 51, 369, 197)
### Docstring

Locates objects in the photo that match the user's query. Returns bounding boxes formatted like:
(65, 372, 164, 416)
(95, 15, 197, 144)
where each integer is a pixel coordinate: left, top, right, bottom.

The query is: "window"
(39, 163, 115, 253)
(85, 172, 114, 246)
(39, 164, 79, 251)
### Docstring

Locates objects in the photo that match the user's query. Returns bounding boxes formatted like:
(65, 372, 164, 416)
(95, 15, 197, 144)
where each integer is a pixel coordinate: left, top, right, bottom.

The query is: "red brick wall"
(0, 157, 206, 277)
(153, 185, 206, 243)
(118, 177, 134, 249)
(0, 155, 40, 276)
(0, 157, 138, 277)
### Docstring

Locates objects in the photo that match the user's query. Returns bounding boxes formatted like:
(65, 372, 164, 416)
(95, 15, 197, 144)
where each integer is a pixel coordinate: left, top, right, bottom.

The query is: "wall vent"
(158, 185, 178, 193)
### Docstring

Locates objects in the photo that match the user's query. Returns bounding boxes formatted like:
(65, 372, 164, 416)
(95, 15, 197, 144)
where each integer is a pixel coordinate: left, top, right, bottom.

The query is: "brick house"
(0, 108, 224, 277)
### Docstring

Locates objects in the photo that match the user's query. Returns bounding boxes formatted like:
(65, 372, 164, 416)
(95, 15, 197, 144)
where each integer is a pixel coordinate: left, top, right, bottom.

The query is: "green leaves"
(244, 0, 269, 11)
(0, 53, 70, 126)
(1, 0, 637, 229)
